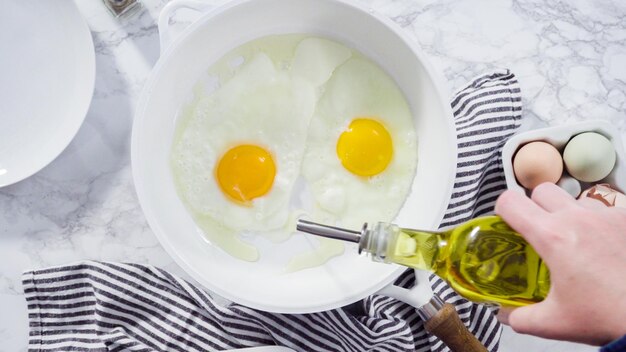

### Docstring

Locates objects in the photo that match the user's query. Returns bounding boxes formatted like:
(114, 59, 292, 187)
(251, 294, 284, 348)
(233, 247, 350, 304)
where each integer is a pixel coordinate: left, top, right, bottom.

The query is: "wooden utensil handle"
(424, 303, 488, 352)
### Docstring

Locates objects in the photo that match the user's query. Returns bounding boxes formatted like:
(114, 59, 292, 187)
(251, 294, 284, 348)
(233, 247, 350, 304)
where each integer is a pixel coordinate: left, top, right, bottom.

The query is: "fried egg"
(170, 36, 352, 262)
(171, 52, 317, 261)
(301, 56, 418, 230)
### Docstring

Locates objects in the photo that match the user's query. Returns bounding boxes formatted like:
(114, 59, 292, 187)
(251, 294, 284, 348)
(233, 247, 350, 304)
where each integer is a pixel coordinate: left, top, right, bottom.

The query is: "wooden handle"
(424, 303, 488, 352)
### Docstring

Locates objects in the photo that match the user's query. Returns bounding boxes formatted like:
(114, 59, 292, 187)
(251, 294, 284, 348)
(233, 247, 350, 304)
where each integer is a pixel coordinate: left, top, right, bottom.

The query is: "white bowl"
(502, 120, 626, 195)
(132, 0, 457, 313)
(0, 0, 95, 187)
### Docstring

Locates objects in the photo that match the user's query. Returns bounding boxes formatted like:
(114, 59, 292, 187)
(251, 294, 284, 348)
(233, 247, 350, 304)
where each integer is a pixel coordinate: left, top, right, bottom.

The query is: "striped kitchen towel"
(22, 69, 522, 352)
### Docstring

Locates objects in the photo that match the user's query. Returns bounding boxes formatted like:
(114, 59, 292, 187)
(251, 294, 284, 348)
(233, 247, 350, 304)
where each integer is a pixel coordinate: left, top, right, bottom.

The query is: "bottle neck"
(359, 222, 444, 272)
(358, 222, 396, 260)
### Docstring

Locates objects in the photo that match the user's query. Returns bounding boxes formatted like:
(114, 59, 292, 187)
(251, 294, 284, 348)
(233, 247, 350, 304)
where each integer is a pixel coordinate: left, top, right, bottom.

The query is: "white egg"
(171, 52, 317, 261)
(556, 175, 582, 198)
(301, 56, 418, 229)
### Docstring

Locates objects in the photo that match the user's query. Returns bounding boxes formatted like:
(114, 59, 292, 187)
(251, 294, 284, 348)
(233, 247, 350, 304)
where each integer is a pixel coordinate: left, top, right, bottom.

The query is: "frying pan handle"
(376, 277, 434, 308)
(376, 271, 487, 352)
(425, 303, 488, 352)
(158, 0, 215, 54)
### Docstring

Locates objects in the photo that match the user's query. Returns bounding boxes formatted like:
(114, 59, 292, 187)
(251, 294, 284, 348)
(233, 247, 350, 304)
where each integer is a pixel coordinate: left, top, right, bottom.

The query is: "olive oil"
(296, 216, 551, 306)
(359, 216, 550, 306)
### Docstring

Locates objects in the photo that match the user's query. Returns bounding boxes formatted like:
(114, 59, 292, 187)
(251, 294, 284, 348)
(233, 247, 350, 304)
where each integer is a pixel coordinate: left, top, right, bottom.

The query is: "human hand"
(494, 182, 626, 345)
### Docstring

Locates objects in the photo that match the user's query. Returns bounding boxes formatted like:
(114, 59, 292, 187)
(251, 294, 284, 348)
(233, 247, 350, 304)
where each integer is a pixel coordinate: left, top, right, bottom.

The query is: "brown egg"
(579, 184, 626, 208)
(513, 141, 563, 190)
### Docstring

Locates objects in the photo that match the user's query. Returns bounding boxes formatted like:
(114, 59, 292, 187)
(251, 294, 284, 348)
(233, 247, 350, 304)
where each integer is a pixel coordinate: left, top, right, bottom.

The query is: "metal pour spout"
(296, 219, 364, 243)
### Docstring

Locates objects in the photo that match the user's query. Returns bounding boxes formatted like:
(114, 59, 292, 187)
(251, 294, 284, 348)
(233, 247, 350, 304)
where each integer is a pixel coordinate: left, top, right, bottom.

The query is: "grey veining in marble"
(2, 0, 624, 351)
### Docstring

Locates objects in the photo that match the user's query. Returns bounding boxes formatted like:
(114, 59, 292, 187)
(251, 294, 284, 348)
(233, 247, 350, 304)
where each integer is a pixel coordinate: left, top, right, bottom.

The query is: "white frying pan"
(132, 0, 457, 314)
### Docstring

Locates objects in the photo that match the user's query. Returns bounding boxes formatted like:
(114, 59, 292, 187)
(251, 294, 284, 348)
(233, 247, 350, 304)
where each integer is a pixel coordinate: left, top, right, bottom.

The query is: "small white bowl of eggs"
(502, 120, 626, 204)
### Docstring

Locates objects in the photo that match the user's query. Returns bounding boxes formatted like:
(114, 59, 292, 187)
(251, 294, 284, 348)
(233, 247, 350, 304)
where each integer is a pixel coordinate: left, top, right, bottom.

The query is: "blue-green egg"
(563, 132, 616, 182)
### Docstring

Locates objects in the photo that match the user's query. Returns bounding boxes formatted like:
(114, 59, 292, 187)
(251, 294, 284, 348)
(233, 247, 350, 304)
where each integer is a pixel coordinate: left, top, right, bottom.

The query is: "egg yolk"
(215, 144, 276, 203)
(336, 118, 393, 177)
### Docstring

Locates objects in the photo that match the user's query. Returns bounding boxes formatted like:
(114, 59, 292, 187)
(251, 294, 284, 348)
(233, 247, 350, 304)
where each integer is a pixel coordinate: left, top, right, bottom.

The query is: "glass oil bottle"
(297, 216, 551, 306)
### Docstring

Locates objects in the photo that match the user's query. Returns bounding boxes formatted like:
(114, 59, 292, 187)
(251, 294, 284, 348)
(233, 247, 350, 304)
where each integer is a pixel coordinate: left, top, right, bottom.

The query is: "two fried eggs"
(170, 35, 417, 270)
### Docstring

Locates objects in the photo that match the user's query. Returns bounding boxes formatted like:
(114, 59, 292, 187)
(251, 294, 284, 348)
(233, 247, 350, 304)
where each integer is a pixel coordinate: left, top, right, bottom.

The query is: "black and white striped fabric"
(22, 70, 522, 352)
(440, 69, 522, 227)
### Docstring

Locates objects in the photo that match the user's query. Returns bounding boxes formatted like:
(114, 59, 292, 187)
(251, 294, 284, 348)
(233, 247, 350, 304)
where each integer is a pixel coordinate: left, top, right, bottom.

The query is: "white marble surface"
(2, 0, 624, 350)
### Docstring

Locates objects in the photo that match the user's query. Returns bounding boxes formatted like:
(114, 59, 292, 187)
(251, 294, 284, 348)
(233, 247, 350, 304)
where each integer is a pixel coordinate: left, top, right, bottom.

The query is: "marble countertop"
(2, 0, 624, 350)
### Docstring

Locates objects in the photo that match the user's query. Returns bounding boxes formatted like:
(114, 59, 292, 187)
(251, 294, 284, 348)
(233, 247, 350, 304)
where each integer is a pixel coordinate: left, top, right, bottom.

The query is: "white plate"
(0, 0, 95, 187)
(132, 0, 457, 313)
